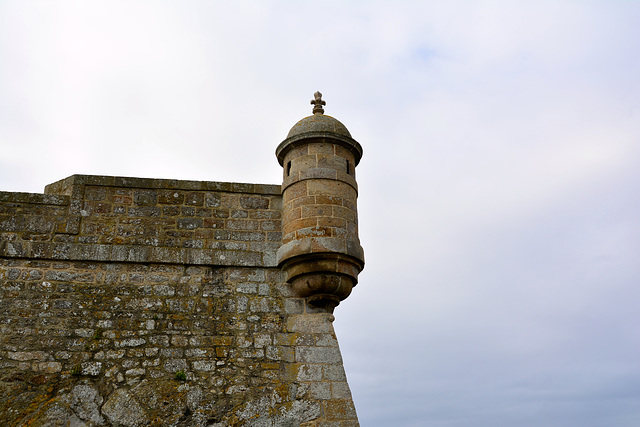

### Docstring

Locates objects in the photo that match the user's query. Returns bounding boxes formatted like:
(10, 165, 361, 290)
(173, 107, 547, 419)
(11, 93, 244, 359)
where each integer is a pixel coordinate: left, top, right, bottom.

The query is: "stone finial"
(311, 91, 325, 115)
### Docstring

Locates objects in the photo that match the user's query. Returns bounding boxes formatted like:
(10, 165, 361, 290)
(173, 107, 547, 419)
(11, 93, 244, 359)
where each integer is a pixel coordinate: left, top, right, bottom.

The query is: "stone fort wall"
(0, 175, 359, 426)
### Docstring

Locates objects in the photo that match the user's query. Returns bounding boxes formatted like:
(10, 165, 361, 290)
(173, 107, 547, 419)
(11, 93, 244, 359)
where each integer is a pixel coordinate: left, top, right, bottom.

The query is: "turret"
(276, 92, 364, 312)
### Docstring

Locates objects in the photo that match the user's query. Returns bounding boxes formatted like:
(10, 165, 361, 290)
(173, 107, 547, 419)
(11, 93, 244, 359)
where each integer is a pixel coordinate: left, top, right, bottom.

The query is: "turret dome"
(276, 91, 362, 166)
(286, 114, 352, 139)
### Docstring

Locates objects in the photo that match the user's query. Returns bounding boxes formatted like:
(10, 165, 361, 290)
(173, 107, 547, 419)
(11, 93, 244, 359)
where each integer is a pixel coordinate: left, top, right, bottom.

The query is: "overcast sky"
(1, 1, 639, 426)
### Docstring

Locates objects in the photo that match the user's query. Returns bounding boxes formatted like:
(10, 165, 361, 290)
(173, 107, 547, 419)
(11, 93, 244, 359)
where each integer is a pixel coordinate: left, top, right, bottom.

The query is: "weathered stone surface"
(68, 385, 106, 425)
(277, 134, 364, 311)
(0, 260, 359, 426)
(0, 178, 282, 267)
(24, 402, 87, 427)
(101, 389, 148, 427)
(1, 95, 364, 425)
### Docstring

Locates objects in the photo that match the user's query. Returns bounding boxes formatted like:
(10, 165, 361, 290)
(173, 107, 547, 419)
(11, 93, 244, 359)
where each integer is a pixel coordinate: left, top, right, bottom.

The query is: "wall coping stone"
(44, 174, 281, 196)
(1, 175, 283, 267)
(0, 191, 70, 206)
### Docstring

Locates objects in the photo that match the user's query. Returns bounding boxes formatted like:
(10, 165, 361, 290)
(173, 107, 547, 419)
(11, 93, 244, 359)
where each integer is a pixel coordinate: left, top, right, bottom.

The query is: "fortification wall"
(0, 175, 359, 426)
(1, 175, 282, 267)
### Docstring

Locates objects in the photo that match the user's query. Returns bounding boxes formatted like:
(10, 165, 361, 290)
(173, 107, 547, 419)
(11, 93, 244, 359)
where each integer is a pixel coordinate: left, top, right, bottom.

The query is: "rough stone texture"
(1, 95, 363, 426)
(0, 178, 359, 426)
(0, 176, 282, 268)
(102, 389, 148, 426)
(276, 133, 365, 310)
(68, 384, 105, 425)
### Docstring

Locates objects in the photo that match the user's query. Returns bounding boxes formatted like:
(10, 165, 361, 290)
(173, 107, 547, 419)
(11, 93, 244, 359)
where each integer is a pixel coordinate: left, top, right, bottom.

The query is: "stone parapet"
(1, 175, 282, 267)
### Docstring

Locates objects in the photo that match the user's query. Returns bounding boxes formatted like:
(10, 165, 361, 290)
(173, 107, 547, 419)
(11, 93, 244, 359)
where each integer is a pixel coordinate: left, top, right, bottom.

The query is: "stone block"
(185, 192, 205, 206)
(283, 181, 308, 204)
(331, 382, 353, 400)
(295, 346, 342, 364)
(177, 217, 203, 230)
(8, 351, 49, 361)
(323, 365, 347, 382)
(118, 338, 146, 347)
(149, 335, 170, 347)
(161, 348, 184, 358)
(316, 334, 339, 347)
(0, 215, 25, 232)
(286, 314, 335, 334)
(323, 400, 358, 421)
(231, 183, 254, 193)
(226, 220, 259, 231)
(295, 334, 316, 346)
(284, 207, 302, 223)
(102, 389, 149, 427)
(309, 382, 332, 400)
(249, 209, 279, 221)
(316, 217, 346, 229)
(213, 209, 229, 219)
(106, 350, 126, 359)
(163, 358, 188, 373)
(297, 364, 323, 382)
(253, 333, 272, 348)
(228, 231, 265, 242)
(81, 361, 102, 376)
(112, 195, 133, 205)
(185, 348, 208, 358)
(266, 345, 294, 362)
(133, 189, 158, 206)
(126, 368, 146, 377)
(306, 180, 356, 200)
(127, 206, 161, 217)
(300, 167, 339, 181)
(240, 196, 270, 210)
(283, 217, 316, 237)
(204, 192, 221, 207)
(69, 385, 105, 425)
(193, 360, 216, 371)
(301, 204, 333, 218)
(285, 298, 305, 314)
(288, 195, 316, 210)
(171, 335, 189, 347)
(236, 283, 257, 294)
(332, 206, 356, 222)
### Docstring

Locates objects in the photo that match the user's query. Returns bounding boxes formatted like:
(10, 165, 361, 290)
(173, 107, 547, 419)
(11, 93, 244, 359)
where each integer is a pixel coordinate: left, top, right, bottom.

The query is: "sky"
(1, 1, 639, 425)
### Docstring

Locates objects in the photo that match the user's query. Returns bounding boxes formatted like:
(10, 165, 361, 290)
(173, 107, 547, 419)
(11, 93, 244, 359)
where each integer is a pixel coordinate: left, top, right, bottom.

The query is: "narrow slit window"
(286, 161, 292, 177)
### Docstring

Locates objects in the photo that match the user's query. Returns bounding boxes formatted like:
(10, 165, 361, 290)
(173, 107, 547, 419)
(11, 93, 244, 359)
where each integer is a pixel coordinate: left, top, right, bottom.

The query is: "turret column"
(276, 92, 364, 312)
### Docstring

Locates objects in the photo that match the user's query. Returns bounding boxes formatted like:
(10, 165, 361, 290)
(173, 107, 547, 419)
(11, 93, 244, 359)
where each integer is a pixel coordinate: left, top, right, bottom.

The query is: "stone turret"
(276, 92, 364, 312)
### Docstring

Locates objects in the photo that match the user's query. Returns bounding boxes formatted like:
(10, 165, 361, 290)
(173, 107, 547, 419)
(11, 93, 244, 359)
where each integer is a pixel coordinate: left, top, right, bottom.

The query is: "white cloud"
(2, 1, 640, 425)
